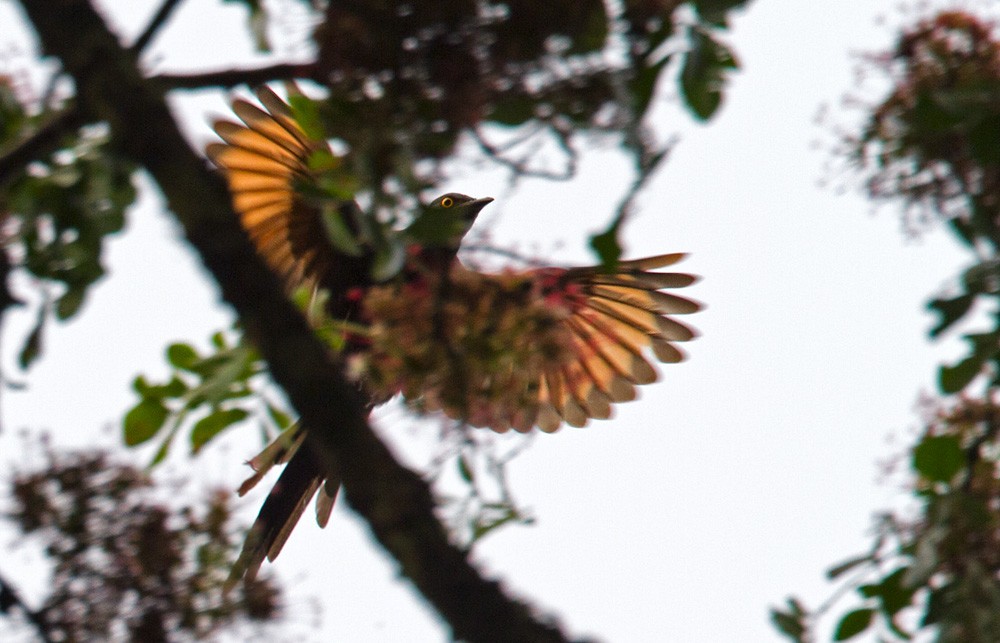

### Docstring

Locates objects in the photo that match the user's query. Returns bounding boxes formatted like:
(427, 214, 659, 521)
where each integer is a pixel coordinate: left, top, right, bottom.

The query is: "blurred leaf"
(370, 235, 407, 282)
(191, 408, 250, 453)
(680, 27, 738, 121)
(265, 402, 293, 431)
(288, 94, 326, 141)
(320, 203, 364, 257)
(939, 355, 983, 393)
(55, 286, 86, 320)
(827, 554, 873, 580)
(928, 293, 975, 338)
(691, 0, 751, 28)
(630, 56, 672, 121)
(860, 567, 915, 618)
(913, 435, 965, 483)
(458, 454, 474, 483)
(167, 343, 200, 371)
(471, 506, 524, 542)
(589, 220, 623, 268)
(223, 0, 270, 51)
(124, 399, 170, 446)
(770, 598, 808, 642)
(18, 307, 45, 369)
(833, 608, 874, 641)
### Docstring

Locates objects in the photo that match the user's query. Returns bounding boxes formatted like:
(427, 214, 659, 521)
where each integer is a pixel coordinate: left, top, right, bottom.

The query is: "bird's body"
(208, 87, 701, 585)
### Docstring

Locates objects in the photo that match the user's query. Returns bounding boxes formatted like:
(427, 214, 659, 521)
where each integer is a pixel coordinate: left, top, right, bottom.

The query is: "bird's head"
(404, 193, 494, 249)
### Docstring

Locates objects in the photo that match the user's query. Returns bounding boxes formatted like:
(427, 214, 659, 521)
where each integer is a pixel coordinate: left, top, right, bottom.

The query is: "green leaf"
(161, 376, 188, 398)
(680, 27, 738, 121)
(458, 455, 474, 483)
(630, 56, 671, 121)
(265, 402, 293, 431)
(928, 293, 975, 338)
(166, 343, 200, 370)
(288, 94, 326, 142)
(148, 419, 184, 467)
(18, 311, 44, 369)
(471, 508, 521, 542)
(862, 567, 915, 617)
(190, 408, 249, 453)
(691, 0, 750, 28)
(827, 554, 873, 580)
(589, 221, 623, 268)
(370, 236, 407, 282)
(488, 96, 535, 126)
(770, 612, 806, 641)
(948, 215, 977, 248)
(833, 608, 874, 641)
(320, 203, 364, 257)
(770, 598, 808, 641)
(913, 435, 965, 483)
(210, 331, 227, 350)
(123, 398, 169, 446)
(55, 286, 85, 320)
(939, 355, 983, 393)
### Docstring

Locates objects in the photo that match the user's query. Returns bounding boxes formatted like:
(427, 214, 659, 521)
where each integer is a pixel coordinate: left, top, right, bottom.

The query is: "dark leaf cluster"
(240, 1, 745, 217)
(5, 448, 281, 641)
(0, 78, 135, 369)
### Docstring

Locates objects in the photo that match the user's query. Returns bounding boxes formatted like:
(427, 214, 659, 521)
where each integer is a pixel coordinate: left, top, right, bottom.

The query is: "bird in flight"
(207, 86, 701, 585)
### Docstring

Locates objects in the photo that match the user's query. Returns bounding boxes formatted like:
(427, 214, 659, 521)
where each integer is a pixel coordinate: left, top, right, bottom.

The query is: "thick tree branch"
(15, 1, 573, 640)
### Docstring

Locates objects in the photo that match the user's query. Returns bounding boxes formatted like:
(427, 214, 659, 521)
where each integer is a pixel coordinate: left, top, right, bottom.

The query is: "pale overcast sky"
(0, 0, 990, 641)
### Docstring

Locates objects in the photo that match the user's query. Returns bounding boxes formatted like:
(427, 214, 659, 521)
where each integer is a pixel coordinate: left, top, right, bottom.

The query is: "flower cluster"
(352, 265, 579, 432)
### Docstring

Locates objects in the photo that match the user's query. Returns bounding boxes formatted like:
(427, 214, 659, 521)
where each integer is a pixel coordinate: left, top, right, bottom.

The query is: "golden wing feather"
(208, 87, 336, 292)
(529, 255, 700, 429)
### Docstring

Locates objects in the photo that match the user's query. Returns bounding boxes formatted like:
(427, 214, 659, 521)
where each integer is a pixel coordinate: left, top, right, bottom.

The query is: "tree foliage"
(2, 446, 280, 642)
(773, 10, 1000, 642)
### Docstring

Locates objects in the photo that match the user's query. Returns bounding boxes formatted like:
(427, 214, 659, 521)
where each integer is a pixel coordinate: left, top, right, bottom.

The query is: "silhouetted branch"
(152, 63, 318, 90)
(131, 0, 185, 54)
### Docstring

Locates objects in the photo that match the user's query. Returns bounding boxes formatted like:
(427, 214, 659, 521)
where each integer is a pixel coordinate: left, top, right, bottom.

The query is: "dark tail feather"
(226, 445, 339, 590)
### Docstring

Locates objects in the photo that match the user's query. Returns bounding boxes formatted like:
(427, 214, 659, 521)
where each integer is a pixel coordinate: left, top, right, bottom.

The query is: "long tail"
(226, 426, 340, 589)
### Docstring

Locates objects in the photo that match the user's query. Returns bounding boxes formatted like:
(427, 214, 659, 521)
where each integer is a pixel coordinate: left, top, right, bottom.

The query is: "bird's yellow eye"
(440, 196, 454, 208)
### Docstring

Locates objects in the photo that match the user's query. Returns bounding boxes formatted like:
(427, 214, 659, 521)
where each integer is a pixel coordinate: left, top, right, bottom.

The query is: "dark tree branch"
(151, 63, 319, 90)
(0, 107, 86, 187)
(0, 570, 54, 643)
(15, 1, 574, 641)
(130, 0, 185, 54)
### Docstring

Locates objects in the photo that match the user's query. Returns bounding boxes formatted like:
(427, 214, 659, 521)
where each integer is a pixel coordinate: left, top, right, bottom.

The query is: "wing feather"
(494, 255, 700, 433)
(210, 87, 359, 297)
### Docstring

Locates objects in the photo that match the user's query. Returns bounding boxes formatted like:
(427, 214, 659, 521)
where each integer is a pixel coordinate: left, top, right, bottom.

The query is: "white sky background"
(0, 0, 989, 640)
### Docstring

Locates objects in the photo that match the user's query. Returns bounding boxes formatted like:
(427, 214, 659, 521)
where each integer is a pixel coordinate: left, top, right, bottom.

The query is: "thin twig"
(131, 0, 186, 54)
(470, 127, 576, 182)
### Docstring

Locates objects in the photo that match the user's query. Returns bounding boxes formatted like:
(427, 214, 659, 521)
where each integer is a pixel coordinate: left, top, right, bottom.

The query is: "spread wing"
(358, 254, 701, 433)
(206, 87, 370, 308)
(528, 254, 699, 432)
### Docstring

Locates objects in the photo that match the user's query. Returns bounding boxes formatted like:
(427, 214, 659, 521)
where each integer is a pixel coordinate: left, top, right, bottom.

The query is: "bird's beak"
(465, 196, 494, 220)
